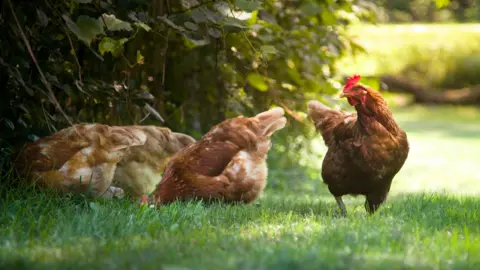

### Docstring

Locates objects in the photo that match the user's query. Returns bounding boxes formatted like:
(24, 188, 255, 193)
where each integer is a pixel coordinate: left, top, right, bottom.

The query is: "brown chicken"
(13, 124, 195, 199)
(307, 75, 409, 215)
(144, 107, 287, 206)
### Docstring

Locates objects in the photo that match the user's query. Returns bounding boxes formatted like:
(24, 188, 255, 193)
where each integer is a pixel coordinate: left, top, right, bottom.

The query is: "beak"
(339, 92, 347, 98)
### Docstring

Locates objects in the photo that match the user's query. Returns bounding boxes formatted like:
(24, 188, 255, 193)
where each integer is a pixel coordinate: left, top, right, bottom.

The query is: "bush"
(0, 0, 368, 179)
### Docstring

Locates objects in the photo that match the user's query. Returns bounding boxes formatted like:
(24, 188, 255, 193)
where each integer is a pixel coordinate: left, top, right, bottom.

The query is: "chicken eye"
(353, 87, 367, 95)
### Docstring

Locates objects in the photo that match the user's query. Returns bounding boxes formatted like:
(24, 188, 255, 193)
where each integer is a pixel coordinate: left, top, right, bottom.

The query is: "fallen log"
(378, 75, 480, 105)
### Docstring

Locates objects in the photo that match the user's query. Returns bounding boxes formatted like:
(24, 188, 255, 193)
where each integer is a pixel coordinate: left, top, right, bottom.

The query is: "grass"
(1, 105, 480, 269)
(339, 23, 480, 88)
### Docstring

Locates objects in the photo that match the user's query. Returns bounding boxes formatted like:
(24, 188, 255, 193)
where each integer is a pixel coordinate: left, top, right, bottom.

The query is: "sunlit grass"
(391, 105, 480, 196)
(1, 105, 480, 269)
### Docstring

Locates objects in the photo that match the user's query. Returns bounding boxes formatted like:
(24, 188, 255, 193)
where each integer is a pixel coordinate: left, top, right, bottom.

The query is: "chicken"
(112, 125, 195, 198)
(13, 124, 195, 199)
(144, 107, 287, 206)
(307, 75, 409, 215)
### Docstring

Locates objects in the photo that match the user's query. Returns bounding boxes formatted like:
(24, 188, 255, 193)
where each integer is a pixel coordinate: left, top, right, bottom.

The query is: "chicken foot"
(100, 186, 125, 199)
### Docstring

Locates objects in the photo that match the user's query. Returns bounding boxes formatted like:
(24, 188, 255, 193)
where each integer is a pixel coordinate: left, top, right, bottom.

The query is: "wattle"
(347, 97, 359, 106)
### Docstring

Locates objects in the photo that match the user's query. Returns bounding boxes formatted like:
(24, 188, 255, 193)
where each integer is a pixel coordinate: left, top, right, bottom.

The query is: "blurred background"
(1, 0, 479, 196)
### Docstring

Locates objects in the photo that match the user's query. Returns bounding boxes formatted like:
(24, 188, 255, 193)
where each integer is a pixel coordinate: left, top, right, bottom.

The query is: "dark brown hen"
(307, 75, 409, 215)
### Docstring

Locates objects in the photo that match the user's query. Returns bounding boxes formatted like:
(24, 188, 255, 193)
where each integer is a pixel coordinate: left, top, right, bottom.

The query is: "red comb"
(343, 74, 361, 91)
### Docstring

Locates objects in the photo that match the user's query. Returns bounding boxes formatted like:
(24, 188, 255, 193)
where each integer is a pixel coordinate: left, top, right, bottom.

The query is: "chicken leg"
(335, 196, 347, 216)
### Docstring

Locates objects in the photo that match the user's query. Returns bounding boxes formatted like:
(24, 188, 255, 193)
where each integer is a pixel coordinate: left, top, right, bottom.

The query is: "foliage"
(0, 0, 367, 176)
(338, 23, 480, 89)
(364, 0, 480, 22)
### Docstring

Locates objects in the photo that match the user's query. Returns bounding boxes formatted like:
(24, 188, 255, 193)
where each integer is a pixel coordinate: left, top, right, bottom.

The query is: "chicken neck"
(354, 101, 401, 135)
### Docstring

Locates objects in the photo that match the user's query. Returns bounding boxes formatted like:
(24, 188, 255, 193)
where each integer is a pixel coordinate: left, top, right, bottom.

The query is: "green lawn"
(1, 105, 480, 269)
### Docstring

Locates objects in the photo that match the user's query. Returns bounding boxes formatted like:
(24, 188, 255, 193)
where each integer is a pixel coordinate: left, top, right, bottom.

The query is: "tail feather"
(307, 100, 347, 146)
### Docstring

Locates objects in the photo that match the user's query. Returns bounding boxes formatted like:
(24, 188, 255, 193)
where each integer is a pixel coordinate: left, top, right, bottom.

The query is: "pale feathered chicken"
(113, 125, 195, 198)
(13, 124, 195, 199)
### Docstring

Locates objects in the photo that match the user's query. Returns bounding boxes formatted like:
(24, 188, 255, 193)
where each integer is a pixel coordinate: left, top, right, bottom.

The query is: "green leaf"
(191, 9, 207, 23)
(208, 28, 222, 39)
(321, 9, 336, 25)
(136, 50, 144, 64)
(36, 9, 48, 26)
(299, 2, 322, 16)
(63, 14, 104, 44)
(260, 45, 278, 55)
(134, 22, 151, 32)
(246, 73, 268, 91)
(184, 21, 199, 31)
(236, 0, 263, 12)
(98, 37, 128, 56)
(435, 0, 450, 8)
(76, 0, 92, 3)
(247, 10, 259, 25)
(183, 32, 210, 47)
(205, 9, 222, 23)
(159, 15, 186, 32)
(100, 14, 133, 31)
(3, 118, 14, 130)
(222, 17, 248, 31)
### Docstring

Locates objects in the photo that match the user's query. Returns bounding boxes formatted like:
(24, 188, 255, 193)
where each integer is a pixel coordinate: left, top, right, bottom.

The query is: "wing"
(119, 126, 195, 170)
(308, 101, 358, 147)
(157, 169, 230, 204)
(173, 140, 241, 177)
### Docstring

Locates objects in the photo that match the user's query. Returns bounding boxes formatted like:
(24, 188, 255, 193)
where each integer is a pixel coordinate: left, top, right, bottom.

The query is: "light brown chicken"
(13, 124, 195, 199)
(113, 125, 196, 198)
(144, 107, 287, 206)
